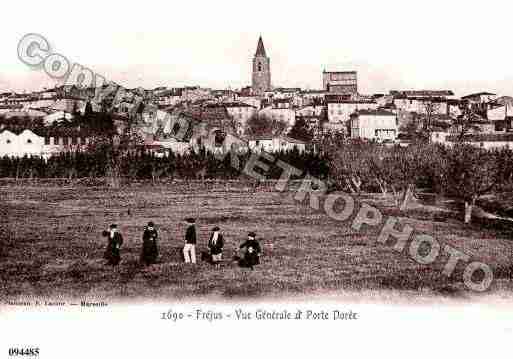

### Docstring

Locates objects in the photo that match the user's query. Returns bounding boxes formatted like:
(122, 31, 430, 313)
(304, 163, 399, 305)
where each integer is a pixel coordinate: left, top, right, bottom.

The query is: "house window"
(214, 131, 225, 147)
(258, 62, 262, 72)
(27, 139, 32, 144)
(495, 121, 505, 132)
(255, 140, 260, 146)
(6, 139, 11, 144)
(45, 137, 50, 145)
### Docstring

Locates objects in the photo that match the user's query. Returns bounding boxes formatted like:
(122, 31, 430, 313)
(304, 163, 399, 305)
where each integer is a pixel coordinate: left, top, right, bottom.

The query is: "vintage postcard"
(1, 0, 513, 358)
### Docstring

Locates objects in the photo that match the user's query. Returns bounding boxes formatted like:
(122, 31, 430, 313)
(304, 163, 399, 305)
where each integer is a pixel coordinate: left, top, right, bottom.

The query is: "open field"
(1, 181, 513, 303)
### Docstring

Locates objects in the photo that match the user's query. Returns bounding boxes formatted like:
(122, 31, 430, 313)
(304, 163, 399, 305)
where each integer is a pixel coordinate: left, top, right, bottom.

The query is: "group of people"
(102, 218, 262, 270)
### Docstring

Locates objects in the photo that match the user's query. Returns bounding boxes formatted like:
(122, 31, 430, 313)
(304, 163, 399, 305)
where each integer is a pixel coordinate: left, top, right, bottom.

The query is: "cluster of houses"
(0, 123, 96, 159)
(2, 84, 512, 158)
(1, 37, 512, 158)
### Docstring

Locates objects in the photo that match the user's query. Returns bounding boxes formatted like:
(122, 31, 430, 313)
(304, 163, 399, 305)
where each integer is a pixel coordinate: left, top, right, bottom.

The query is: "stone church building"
(252, 36, 271, 96)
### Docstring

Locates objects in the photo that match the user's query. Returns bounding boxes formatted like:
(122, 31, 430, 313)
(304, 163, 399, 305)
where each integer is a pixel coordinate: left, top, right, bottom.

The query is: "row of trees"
(0, 148, 329, 183)
(327, 141, 513, 223)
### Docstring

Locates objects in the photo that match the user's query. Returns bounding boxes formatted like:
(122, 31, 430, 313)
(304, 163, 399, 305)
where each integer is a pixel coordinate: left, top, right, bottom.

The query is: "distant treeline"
(0, 148, 330, 181)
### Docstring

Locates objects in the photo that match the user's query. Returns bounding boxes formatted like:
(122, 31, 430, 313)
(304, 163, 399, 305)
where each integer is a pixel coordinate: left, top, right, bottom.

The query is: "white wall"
(431, 131, 450, 143)
(0, 130, 44, 157)
(393, 98, 448, 115)
(352, 114, 397, 141)
(296, 105, 324, 117)
(445, 140, 513, 150)
(328, 102, 378, 124)
(43, 111, 74, 125)
(248, 137, 305, 153)
(487, 104, 513, 121)
(238, 97, 262, 109)
(226, 106, 257, 134)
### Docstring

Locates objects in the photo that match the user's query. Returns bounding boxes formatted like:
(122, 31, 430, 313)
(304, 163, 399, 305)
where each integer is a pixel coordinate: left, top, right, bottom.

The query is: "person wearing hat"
(141, 221, 159, 266)
(183, 218, 197, 264)
(207, 226, 224, 268)
(238, 232, 261, 270)
(103, 224, 124, 266)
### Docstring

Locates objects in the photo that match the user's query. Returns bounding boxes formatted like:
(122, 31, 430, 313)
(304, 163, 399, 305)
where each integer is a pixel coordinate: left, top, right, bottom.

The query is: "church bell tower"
(252, 36, 271, 96)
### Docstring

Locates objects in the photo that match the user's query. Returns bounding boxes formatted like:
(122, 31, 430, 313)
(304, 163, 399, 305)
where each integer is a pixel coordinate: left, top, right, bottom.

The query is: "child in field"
(207, 226, 224, 268)
(103, 224, 124, 266)
(183, 218, 197, 264)
(238, 232, 261, 270)
(141, 221, 159, 266)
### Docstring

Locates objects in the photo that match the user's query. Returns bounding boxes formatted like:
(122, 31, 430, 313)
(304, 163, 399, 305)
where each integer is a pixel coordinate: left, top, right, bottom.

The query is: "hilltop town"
(3, 34, 513, 310)
(1, 36, 511, 158)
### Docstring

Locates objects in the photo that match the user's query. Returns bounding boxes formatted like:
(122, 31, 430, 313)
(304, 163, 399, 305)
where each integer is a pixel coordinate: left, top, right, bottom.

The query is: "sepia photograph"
(1, 0, 513, 358)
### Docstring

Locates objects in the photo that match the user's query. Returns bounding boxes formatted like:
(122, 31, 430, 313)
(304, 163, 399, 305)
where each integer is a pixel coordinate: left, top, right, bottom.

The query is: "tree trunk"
(106, 163, 121, 189)
(351, 176, 362, 195)
(376, 179, 387, 197)
(68, 168, 76, 180)
(391, 184, 399, 207)
(400, 184, 415, 211)
(344, 177, 356, 194)
(15, 164, 20, 185)
(464, 197, 477, 224)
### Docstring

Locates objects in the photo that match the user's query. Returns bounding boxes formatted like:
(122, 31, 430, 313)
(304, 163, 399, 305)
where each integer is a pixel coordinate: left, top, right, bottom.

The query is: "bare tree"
(453, 105, 482, 142)
(421, 100, 441, 134)
(442, 144, 497, 223)
(329, 143, 370, 194)
(88, 97, 144, 188)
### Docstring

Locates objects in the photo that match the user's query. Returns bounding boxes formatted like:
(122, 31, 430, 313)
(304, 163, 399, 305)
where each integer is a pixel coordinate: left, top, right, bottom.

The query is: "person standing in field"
(183, 218, 197, 264)
(141, 221, 159, 266)
(103, 224, 124, 266)
(207, 226, 224, 268)
(238, 232, 261, 270)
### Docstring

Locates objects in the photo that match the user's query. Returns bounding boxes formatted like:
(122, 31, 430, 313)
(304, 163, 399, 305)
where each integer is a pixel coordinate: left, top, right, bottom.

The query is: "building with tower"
(323, 70, 358, 95)
(252, 36, 271, 96)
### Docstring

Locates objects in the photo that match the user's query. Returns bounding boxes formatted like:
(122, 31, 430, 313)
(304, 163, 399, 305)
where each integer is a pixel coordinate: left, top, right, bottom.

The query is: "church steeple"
(252, 36, 271, 96)
(255, 36, 267, 57)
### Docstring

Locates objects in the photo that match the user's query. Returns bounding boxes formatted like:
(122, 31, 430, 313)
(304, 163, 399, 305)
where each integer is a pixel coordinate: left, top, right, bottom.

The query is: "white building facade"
(0, 129, 45, 157)
(350, 110, 398, 141)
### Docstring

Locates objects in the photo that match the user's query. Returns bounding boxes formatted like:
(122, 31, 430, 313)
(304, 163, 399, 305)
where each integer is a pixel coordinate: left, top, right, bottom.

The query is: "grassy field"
(1, 181, 513, 303)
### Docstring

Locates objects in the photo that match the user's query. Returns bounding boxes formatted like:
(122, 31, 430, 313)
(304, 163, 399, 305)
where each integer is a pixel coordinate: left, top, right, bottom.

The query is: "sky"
(1, 0, 513, 97)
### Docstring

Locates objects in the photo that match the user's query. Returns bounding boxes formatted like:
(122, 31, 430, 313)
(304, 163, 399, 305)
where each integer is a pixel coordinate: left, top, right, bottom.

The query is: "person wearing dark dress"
(207, 226, 224, 268)
(183, 218, 197, 264)
(103, 224, 124, 266)
(239, 232, 261, 270)
(141, 221, 159, 266)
